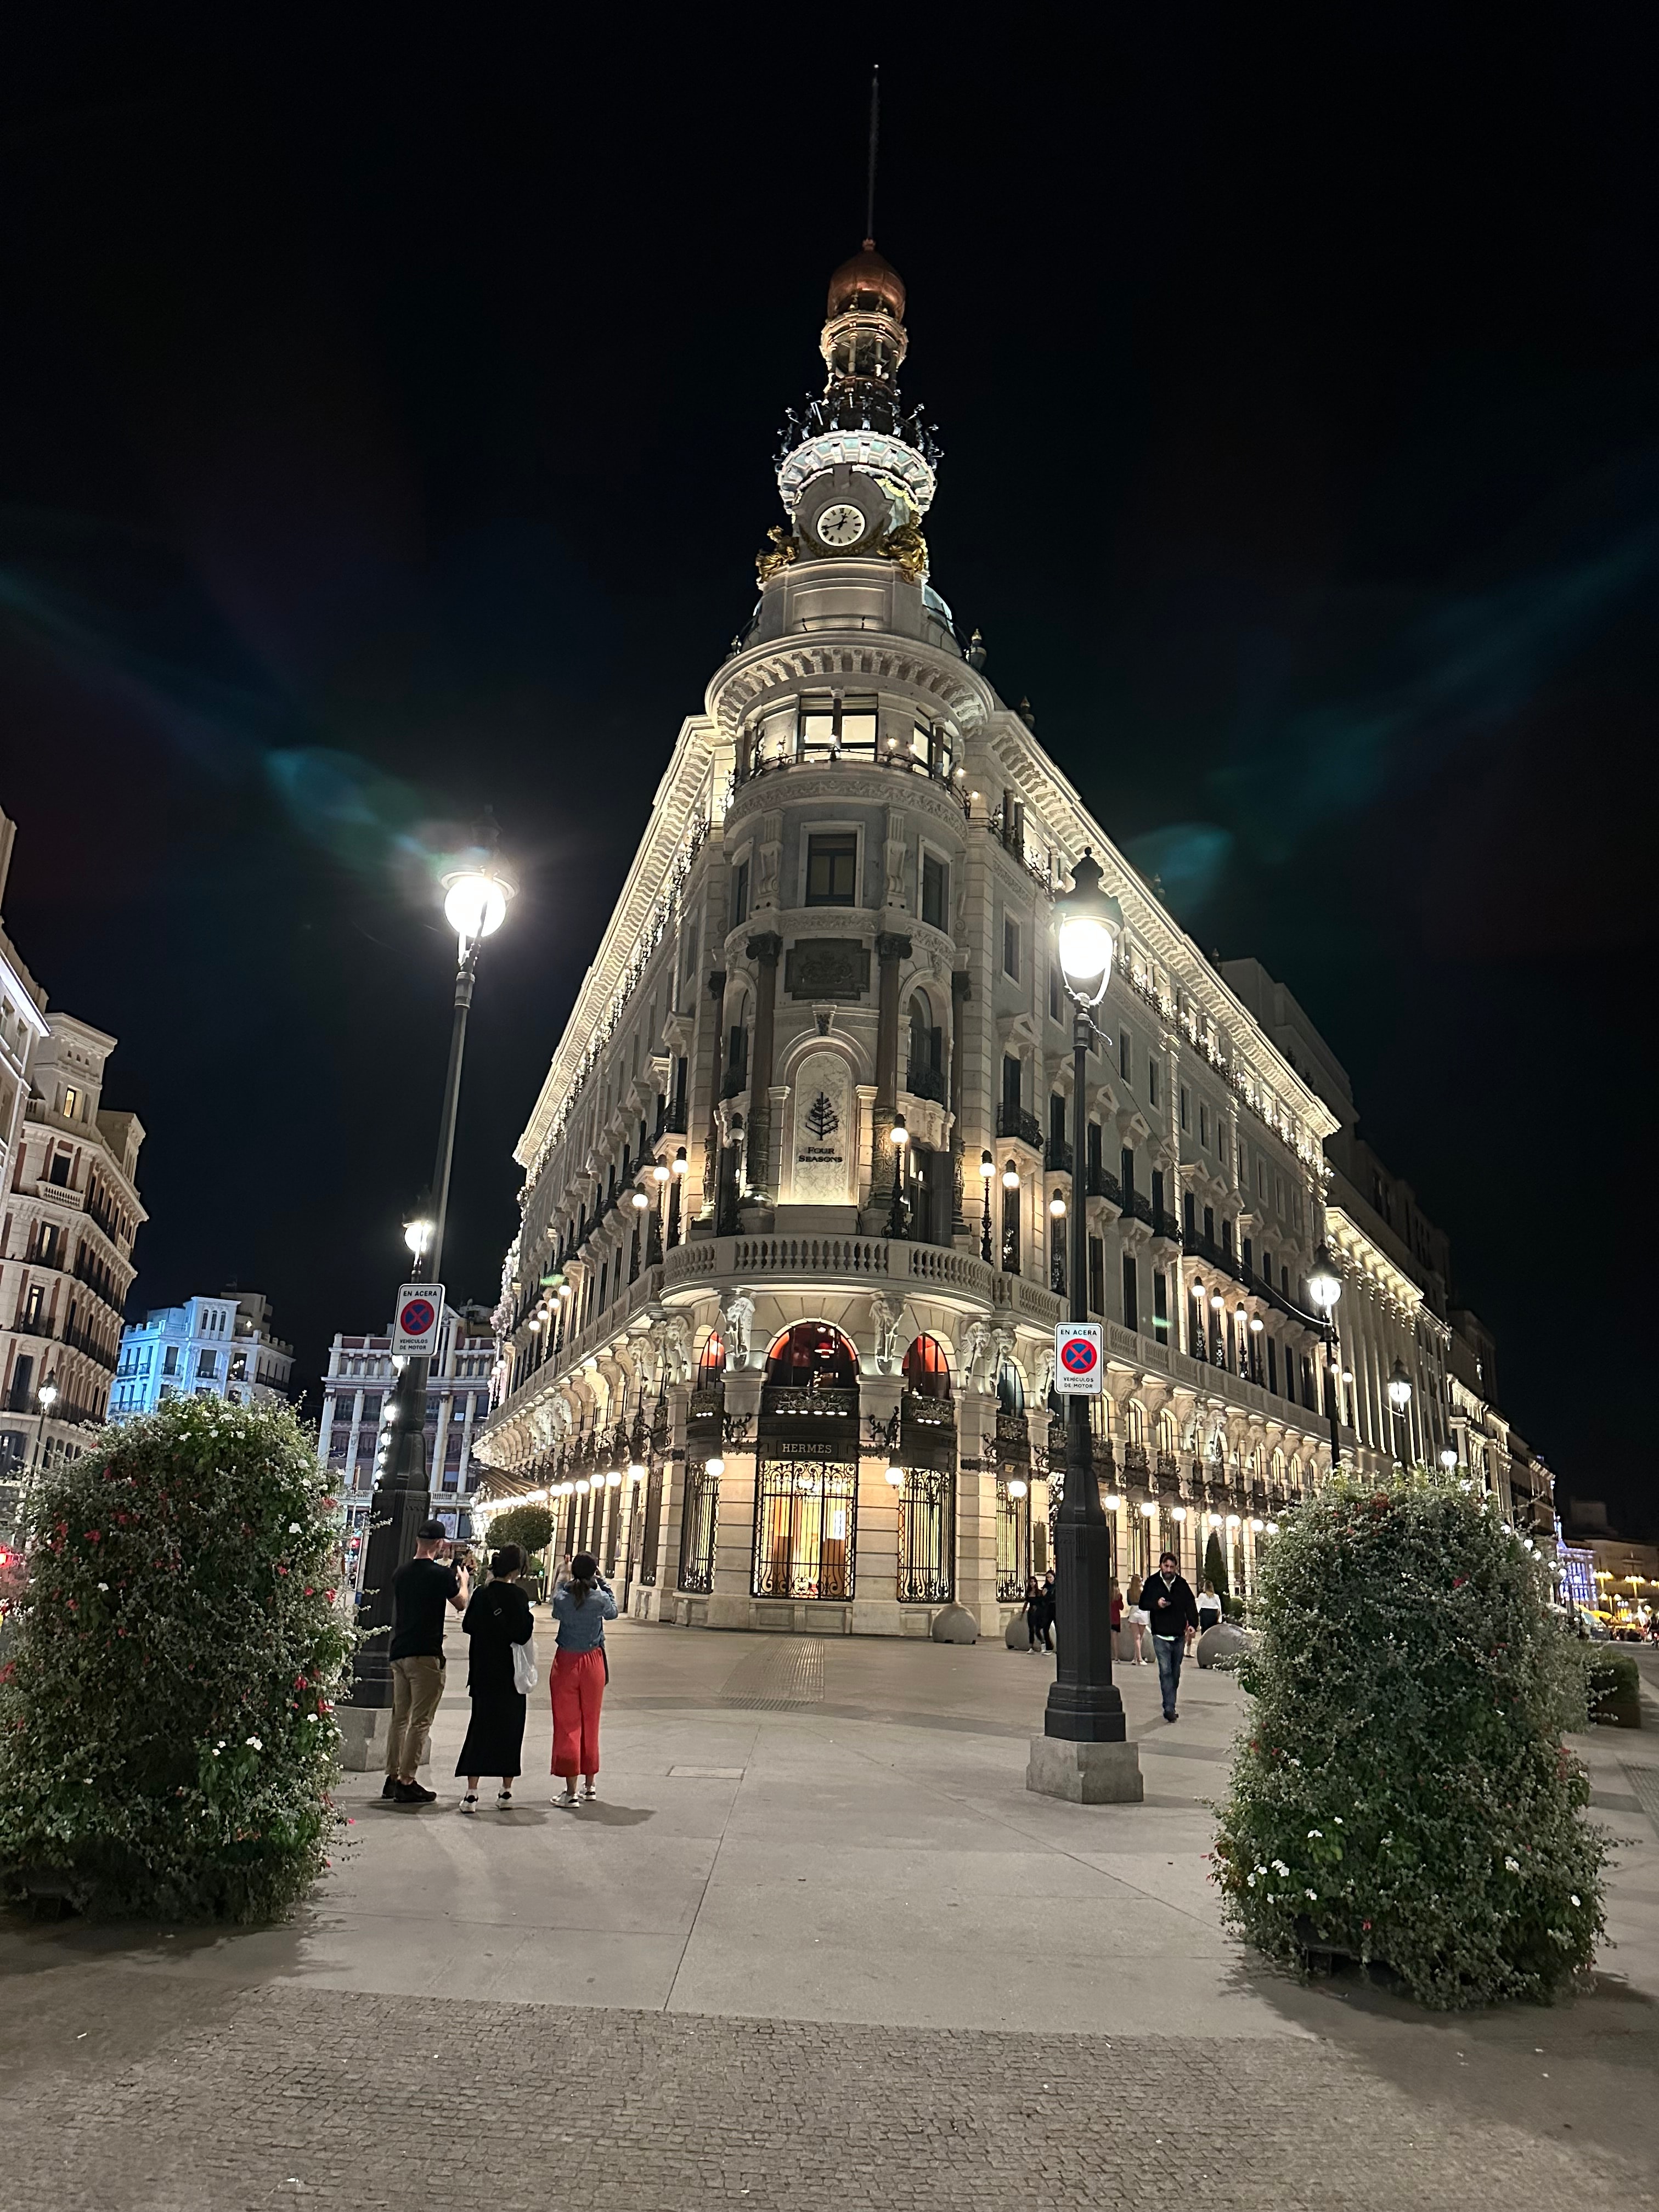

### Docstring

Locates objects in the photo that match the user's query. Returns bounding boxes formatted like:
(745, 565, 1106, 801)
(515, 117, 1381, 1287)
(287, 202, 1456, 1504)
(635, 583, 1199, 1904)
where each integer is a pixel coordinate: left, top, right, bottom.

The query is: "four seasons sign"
(790, 1050, 853, 1204)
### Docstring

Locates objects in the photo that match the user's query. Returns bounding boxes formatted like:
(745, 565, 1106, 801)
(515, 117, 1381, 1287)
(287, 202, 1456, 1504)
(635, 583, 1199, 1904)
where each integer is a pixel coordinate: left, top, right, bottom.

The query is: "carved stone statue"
(719, 1289, 756, 1370)
(661, 1314, 692, 1385)
(868, 1292, 901, 1373)
(956, 1319, 992, 1392)
(1034, 1346, 1056, 1403)
(877, 522, 928, 582)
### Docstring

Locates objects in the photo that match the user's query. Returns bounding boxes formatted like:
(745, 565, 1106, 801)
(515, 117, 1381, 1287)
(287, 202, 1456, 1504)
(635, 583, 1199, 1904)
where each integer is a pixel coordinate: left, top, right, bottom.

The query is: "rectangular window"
(22, 1285, 42, 1331)
(1153, 1270, 1168, 1338)
(1087, 1121, 1103, 1180)
(196, 1349, 218, 1380)
(63, 1087, 78, 1119)
(1179, 1085, 1189, 1132)
(1003, 916, 1020, 980)
(1199, 1102, 1209, 1148)
(163, 1345, 179, 1376)
(48, 1152, 70, 1187)
(1121, 1252, 1138, 1333)
(1221, 1218, 1234, 1258)
(1183, 1190, 1196, 1238)
(1002, 1054, 1023, 1112)
(1088, 1237, 1105, 1316)
(1151, 1167, 1165, 1223)
(1256, 1156, 1267, 1196)
(1119, 1031, 1132, 1081)
(1148, 1060, 1159, 1109)
(805, 833, 858, 906)
(1267, 1338, 1278, 1395)
(921, 853, 948, 930)
(1049, 1093, 1068, 1158)
(731, 859, 751, 928)
(1048, 964, 1062, 1022)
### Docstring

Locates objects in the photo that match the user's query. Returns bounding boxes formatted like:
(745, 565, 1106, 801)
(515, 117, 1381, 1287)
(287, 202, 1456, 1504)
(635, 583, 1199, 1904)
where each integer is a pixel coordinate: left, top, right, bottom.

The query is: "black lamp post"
(346, 844, 516, 1717)
(1307, 1243, 1344, 1475)
(1038, 849, 1136, 1776)
(887, 1115, 909, 1239)
(979, 1149, 994, 1265)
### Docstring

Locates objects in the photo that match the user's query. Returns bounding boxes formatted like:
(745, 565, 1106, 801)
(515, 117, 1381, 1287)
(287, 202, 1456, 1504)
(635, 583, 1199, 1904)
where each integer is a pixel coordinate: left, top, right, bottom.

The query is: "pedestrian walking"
(1143, 1549, 1201, 1722)
(383, 1519, 469, 1805)
(549, 1550, 617, 1806)
(455, 1543, 535, 1814)
(1196, 1578, 1222, 1633)
(1125, 1572, 1149, 1665)
(1039, 1569, 1057, 1651)
(1023, 1574, 1045, 1654)
(1110, 1580, 1124, 1654)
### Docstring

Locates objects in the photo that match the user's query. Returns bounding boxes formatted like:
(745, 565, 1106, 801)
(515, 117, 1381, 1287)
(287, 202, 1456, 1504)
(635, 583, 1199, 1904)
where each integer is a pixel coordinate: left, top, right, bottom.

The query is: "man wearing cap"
(383, 1519, 469, 1804)
(1143, 1549, 1200, 1723)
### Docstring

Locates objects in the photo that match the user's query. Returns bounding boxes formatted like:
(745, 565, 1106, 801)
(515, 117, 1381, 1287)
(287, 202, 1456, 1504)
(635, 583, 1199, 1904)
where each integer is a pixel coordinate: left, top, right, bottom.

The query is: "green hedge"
(1213, 1475, 1606, 2007)
(1589, 1654, 1641, 1729)
(0, 1400, 351, 1921)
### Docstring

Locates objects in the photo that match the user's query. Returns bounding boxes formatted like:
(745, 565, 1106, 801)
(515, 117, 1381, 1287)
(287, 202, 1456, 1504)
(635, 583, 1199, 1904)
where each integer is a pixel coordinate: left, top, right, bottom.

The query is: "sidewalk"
(0, 1617, 1655, 2210)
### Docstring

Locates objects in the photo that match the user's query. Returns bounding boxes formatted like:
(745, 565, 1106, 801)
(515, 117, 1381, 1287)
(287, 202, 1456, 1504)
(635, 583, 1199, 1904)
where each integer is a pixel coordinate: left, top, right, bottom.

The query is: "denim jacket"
(549, 1577, 618, 1652)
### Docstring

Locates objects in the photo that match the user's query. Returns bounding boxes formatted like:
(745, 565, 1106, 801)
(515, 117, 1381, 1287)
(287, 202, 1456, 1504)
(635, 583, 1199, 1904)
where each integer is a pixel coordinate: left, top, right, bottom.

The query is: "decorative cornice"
(708, 636, 991, 744)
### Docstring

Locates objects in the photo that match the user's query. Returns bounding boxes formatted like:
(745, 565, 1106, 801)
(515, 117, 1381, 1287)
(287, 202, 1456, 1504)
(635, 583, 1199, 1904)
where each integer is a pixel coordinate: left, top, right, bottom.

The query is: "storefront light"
(1226, 1513, 1242, 1529)
(1006, 1477, 1029, 1499)
(1139, 1500, 1156, 1519)
(606, 1470, 623, 1488)
(1250, 1516, 1265, 1532)
(705, 1453, 725, 1477)
(1103, 1491, 1120, 1510)
(1170, 1505, 1187, 1523)
(1001, 1160, 1020, 1191)
(653, 1161, 670, 1184)
(884, 1464, 905, 1488)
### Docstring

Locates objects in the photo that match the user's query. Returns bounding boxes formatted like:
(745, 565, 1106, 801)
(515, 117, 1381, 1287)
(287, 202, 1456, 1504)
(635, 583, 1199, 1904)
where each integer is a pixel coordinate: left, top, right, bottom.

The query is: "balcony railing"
(904, 1064, 947, 1104)
(1043, 1137, 1073, 1174)
(1086, 1163, 1121, 1205)
(996, 1104, 1042, 1148)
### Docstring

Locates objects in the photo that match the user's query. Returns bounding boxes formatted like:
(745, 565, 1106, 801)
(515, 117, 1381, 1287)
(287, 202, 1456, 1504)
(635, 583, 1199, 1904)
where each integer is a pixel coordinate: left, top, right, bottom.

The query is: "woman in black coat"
(455, 1544, 535, 1812)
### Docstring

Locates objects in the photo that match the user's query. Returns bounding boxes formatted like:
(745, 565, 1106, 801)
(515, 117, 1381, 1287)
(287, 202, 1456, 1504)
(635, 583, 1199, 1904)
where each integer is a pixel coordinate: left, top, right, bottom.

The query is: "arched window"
(906, 991, 939, 1093)
(1271, 1448, 1286, 1483)
(996, 1361, 1025, 1415)
(902, 1334, 952, 1400)
(1125, 1400, 1147, 1445)
(764, 1322, 858, 1387)
(695, 1333, 727, 1389)
(1156, 1408, 1178, 1457)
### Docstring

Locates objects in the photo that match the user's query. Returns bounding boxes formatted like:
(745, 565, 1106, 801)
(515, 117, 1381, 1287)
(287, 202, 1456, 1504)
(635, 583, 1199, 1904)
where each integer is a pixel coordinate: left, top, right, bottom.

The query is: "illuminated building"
(318, 1303, 495, 1550)
(112, 1291, 295, 1420)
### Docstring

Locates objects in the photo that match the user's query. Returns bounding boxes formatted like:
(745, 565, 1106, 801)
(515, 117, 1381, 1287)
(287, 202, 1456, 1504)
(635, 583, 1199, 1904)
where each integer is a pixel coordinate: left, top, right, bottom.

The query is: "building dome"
(827, 240, 906, 321)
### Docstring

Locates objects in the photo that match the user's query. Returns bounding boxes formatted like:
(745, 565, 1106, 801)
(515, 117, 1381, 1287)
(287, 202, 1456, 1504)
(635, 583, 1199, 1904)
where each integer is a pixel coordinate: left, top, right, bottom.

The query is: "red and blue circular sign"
(1059, 1333, 1099, 1378)
(398, 1296, 438, 1340)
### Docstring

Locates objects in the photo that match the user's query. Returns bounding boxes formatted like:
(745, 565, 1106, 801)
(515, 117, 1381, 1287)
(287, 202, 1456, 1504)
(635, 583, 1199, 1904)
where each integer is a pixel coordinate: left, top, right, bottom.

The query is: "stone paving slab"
(0, 1981, 1652, 2212)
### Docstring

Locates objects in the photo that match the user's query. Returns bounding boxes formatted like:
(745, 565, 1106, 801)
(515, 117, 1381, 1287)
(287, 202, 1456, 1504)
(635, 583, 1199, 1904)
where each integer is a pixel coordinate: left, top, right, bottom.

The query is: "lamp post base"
(1026, 1736, 1144, 1804)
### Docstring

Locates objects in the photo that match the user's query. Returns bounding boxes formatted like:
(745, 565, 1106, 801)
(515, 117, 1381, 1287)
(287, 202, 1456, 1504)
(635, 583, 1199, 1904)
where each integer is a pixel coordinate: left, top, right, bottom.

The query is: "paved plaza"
(1, 1622, 1656, 2209)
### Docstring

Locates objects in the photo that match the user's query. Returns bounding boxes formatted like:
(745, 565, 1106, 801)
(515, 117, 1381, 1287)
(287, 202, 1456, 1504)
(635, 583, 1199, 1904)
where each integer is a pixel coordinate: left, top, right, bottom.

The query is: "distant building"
(318, 1302, 494, 1549)
(112, 1292, 295, 1420)
(0, 808, 145, 1523)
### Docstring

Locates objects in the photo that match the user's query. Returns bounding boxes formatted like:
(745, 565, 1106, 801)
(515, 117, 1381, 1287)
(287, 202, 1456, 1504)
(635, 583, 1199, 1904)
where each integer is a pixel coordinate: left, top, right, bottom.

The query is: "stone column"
(741, 933, 783, 1198)
(870, 930, 911, 1209)
(707, 1366, 763, 1628)
(699, 968, 727, 1215)
(955, 1387, 1002, 1637)
(855, 1371, 905, 1635)
(950, 968, 970, 1238)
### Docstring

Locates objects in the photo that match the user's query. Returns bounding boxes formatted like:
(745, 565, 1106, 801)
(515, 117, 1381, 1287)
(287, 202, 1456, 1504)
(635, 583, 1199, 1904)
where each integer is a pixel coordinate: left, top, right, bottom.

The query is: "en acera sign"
(391, 1283, 447, 1358)
(1054, 1321, 1103, 1396)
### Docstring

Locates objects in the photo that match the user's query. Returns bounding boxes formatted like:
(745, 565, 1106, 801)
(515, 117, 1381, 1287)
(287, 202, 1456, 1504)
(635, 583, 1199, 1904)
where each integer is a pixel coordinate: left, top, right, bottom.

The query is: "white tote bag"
(511, 1635, 538, 1695)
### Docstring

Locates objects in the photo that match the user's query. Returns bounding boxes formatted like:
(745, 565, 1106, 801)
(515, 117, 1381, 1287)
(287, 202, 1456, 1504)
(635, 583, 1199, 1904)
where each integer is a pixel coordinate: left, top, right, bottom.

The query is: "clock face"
(815, 501, 867, 549)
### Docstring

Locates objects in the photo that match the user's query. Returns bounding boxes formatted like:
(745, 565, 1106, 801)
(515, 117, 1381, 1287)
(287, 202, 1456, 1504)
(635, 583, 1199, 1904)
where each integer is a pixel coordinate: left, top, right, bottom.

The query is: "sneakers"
(556, 1786, 578, 1809)
(381, 1776, 398, 1800)
(496, 1788, 514, 1808)
(581, 1781, 598, 1803)
(394, 1781, 437, 1805)
(459, 1792, 478, 1815)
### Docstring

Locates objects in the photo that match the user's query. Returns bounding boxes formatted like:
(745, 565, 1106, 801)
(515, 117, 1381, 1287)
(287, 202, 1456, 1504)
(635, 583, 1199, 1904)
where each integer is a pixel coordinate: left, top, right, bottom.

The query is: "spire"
(866, 63, 881, 245)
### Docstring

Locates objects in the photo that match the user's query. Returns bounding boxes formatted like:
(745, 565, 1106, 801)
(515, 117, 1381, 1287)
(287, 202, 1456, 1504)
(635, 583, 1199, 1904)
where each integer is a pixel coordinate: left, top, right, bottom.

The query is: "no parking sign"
(1054, 1321, 1103, 1396)
(391, 1283, 446, 1357)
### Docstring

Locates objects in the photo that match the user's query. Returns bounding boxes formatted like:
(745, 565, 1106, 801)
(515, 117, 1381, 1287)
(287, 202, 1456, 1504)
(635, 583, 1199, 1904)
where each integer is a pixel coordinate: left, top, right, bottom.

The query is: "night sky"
(2, 15, 1654, 1526)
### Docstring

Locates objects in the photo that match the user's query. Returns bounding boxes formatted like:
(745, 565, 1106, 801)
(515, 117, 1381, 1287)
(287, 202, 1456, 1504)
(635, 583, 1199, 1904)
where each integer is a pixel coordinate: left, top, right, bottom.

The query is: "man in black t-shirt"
(1143, 1550, 1200, 1723)
(382, 1520, 468, 1804)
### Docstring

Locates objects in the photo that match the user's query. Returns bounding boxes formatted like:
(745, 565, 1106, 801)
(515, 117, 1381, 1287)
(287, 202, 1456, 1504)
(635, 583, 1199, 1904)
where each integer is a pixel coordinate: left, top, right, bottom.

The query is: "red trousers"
(551, 1647, 606, 1779)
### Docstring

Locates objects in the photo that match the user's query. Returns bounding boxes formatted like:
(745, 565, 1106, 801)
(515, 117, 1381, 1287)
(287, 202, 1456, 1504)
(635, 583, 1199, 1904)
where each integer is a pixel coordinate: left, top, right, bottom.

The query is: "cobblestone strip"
(2, 1983, 1651, 2212)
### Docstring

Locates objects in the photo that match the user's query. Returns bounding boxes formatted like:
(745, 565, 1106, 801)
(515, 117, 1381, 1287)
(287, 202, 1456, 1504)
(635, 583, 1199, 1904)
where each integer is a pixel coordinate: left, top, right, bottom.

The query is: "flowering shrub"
(0, 1399, 351, 1922)
(1213, 1475, 1606, 2007)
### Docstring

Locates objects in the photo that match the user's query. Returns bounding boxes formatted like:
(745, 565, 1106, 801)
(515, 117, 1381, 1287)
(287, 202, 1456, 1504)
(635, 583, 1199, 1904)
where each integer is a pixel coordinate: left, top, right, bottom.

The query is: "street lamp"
(1036, 848, 1137, 1792)
(979, 1149, 994, 1265)
(887, 1115, 909, 1239)
(1307, 1243, 1345, 1474)
(27, 1381, 59, 1486)
(1387, 1357, 1413, 1469)
(1440, 1444, 1459, 1475)
(347, 833, 517, 1723)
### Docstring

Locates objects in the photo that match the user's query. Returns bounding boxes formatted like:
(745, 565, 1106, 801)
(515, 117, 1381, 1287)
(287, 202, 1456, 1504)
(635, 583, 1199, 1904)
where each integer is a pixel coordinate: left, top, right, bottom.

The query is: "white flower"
(1246, 1874, 1256, 1888)
(1333, 1816, 1343, 1825)
(245, 1735, 263, 1752)
(97, 1582, 108, 1593)
(287, 1522, 302, 1534)
(1307, 1828, 1323, 1839)
(1571, 1894, 1581, 1907)
(1504, 1855, 1520, 1874)
(1305, 1888, 1318, 1901)
(304, 1713, 318, 1724)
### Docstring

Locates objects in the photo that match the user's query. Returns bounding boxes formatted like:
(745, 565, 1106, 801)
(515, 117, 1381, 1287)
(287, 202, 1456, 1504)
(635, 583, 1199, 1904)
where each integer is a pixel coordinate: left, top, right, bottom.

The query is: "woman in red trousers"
(548, 1551, 617, 1806)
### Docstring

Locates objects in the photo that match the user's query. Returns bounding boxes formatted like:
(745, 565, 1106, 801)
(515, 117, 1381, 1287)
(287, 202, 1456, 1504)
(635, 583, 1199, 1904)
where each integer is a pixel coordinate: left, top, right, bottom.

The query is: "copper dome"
(827, 239, 906, 321)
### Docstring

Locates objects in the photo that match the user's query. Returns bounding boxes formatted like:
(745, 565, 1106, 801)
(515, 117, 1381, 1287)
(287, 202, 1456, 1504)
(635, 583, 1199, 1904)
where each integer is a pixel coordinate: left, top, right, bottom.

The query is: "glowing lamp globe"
(1307, 1246, 1342, 1314)
(442, 860, 516, 950)
(1053, 850, 1123, 1006)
